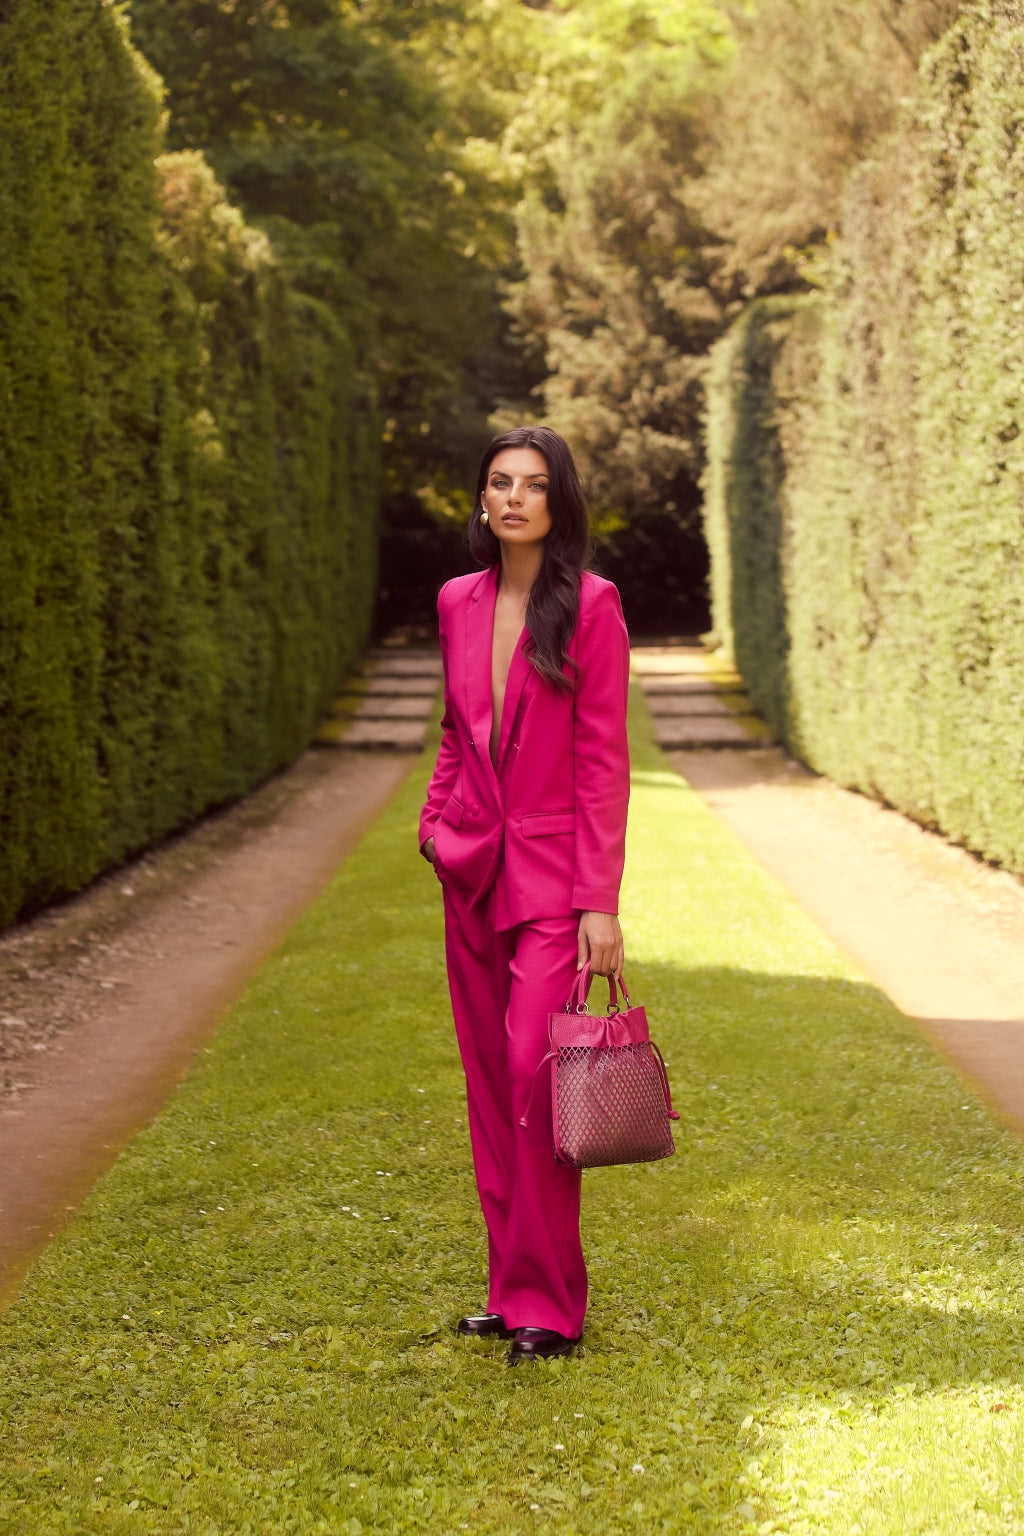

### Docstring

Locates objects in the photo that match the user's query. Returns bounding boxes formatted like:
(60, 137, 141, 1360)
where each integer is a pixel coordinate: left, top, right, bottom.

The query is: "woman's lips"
(502, 514, 527, 525)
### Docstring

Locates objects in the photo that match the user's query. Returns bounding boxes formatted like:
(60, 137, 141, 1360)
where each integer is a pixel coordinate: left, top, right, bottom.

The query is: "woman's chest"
(490, 601, 526, 744)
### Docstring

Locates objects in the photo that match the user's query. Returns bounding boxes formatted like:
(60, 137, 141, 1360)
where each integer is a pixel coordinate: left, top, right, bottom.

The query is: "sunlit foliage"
(693, 0, 962, 293)
(501, 1, 732, 525)
(703, 0, 1024, 874)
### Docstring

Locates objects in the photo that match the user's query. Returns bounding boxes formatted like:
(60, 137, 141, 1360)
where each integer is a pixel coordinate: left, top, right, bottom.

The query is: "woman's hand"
(577, 911, 623, 978)
(422, 837, 436, 865)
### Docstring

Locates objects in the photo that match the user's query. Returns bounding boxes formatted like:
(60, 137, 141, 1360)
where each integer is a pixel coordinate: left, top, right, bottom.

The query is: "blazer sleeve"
(418, 583, 461, 853)
(571, 580, 631, 913)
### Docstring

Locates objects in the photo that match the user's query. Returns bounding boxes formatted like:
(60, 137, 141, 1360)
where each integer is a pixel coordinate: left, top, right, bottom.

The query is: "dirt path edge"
(673, 745, 1024, 1138)
(0, 749, 415, 1306)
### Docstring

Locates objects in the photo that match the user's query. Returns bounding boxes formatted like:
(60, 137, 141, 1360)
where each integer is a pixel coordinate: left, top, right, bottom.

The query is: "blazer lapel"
(464, 565, 503, 801)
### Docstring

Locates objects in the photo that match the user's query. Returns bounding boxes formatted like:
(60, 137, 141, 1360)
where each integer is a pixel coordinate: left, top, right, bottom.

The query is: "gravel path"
(0, 746, 416, 1299)
(5, 638, 1024, 1302)
(633, 645, 1024, 1136)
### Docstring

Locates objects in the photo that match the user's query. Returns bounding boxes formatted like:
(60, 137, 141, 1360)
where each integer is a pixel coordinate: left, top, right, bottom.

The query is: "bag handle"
(568, 962, 632, 1016)
(524, 965, 632, 1129)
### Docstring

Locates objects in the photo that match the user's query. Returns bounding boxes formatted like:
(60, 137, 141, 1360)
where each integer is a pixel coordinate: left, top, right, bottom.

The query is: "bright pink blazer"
(419, 565, 630, 928)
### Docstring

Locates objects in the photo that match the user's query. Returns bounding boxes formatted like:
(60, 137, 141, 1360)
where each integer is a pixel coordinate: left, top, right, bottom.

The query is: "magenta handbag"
(521, 964, 679, 1169)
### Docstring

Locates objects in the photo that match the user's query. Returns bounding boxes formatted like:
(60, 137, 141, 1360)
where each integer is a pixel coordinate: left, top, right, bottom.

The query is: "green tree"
(702, 1, 1024, 873)
(129, 0, 523, 562)
(482, 0, 731, 625)
(504, 2, 732, 511)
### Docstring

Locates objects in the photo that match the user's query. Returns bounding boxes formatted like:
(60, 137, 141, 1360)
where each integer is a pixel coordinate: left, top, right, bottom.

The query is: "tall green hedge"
(0, 1, 378, 926)
(703, 0, 1024, 875)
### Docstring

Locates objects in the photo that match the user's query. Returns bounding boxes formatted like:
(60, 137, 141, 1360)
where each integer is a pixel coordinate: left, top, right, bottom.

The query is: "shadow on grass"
(581, 960, 1024, 1437)
(2, 966, 1022, 1532)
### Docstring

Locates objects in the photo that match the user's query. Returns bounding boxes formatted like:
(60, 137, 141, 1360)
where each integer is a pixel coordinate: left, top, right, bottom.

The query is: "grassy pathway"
(2, 691, 1024, 1534)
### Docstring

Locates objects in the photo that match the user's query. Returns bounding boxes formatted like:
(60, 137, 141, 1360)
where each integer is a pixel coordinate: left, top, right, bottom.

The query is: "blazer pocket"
(441, 795, 464, 829)
(522, 810, 575, 838)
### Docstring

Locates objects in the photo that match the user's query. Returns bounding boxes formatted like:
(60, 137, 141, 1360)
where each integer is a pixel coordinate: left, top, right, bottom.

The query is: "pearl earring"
(480, 510, 489, 525)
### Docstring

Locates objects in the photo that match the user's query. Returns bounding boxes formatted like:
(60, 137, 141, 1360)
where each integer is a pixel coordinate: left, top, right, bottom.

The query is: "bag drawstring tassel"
(651, 1041, 681, 1121)
(519, 1049, 557, 1129)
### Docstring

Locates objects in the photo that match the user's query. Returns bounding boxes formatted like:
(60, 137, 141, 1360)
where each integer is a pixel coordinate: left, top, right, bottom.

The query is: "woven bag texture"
(554, 1040, 676, 1168)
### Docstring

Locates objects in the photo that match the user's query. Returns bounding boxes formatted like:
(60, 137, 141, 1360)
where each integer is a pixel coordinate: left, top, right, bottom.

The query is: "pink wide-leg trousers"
(442, 886, 587, 1338)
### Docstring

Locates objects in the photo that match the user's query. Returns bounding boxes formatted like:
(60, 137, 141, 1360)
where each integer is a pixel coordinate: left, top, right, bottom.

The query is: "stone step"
(632, 643, 770, 747)
(366, 653, 443, 679)
(331, 695, 434, 721)
(647, 694, 754, 719)
(368, 646, 439, 657)
(631, 650, 741, 680)
(651, 715, 773, 749)
(316, 717, 429, 751)
(363, 675, 440, 698)
(639, 675, 748, 696)
(314, 646, 440, 750)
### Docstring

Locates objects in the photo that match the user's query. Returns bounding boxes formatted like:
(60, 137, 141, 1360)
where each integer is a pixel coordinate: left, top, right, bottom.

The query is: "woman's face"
(481, 447, 552, 547)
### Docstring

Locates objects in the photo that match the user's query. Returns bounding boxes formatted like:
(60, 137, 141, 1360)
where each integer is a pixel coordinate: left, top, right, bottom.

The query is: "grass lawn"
(2, 688, 1024, 1534)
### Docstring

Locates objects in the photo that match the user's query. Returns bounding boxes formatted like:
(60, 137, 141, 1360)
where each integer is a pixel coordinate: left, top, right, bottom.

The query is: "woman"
(419, 426, 630, 1365)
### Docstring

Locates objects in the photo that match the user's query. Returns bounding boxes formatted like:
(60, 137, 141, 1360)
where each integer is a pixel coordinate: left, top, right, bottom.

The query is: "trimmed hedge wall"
(703, 0, 1024, 874)
(0, 2, 378, 925)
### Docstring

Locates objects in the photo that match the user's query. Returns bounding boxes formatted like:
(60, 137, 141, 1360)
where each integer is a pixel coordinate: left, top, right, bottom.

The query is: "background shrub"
(703, 0, 1024, 875)
(0, 1, 377, 926)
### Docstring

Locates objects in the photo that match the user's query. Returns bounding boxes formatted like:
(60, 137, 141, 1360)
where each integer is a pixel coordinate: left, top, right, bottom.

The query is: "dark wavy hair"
(467, 426, 591, 691)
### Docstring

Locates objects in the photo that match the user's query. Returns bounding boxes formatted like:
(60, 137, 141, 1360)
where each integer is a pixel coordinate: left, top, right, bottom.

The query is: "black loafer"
(456, 1313, 513, 1339)
(508, 1327, 580, 1365)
